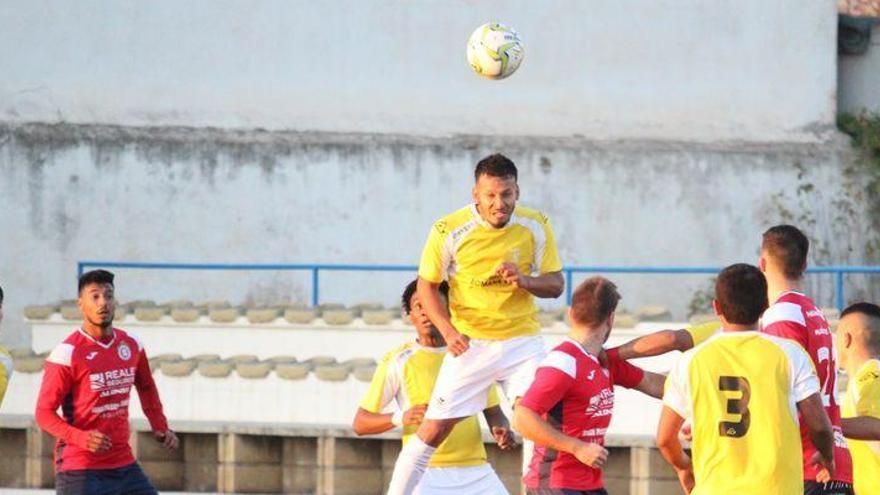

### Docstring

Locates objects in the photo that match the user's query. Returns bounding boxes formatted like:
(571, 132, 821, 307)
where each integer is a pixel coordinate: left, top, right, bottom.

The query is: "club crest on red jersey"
(117, 342, 132, 361)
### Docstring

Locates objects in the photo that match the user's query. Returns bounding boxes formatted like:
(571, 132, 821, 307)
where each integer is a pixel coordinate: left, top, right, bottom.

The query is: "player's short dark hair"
(402, 279, 450, 314)
(474, 154, 517, 182)
(78, 270, 115, 295)
(762, 225, 809, 278)
(841, 302, 880, 320)
(715, 264, 768, 325)
(569, 277, 621, 328)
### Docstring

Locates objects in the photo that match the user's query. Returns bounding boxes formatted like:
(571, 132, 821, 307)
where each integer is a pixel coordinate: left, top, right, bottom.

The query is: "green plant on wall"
(838, 112, 880, 258)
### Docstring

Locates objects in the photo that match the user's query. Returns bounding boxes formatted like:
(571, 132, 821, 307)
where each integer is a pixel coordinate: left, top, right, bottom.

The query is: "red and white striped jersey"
(35, 328, 168, 472)
(761, 291, 853, 483)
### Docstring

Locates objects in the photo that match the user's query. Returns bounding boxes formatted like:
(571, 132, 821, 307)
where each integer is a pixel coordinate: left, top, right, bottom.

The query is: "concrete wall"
(0, 0, 838, 142)
(0, 124, 875, 347)
(839, 24, 880, 113)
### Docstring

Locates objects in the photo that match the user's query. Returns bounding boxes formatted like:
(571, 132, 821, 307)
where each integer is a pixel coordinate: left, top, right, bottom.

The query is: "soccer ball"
(466, 22, 524, 80)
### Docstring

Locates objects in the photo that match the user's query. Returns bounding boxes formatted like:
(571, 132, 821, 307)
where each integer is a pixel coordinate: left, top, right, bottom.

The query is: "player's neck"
(846, 350, 877, 377)
(567, 328, 605, 356)
(81, 321, 113, 341)
(417, 334, 445, 348)
(766, 274, 804, 302)
(721, 322, 758, 333)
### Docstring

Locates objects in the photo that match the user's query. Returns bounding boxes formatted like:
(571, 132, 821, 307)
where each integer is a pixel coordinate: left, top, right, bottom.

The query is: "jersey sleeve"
(662, 354, 691, 419)
(853, 363, 880, 418)
(519, 350, 576, 415)
(359, 352, 400, 413)
(762, 303, 809, 350)
(35, 344, 89, 448)
(417, 221, 449, 284)
(536, 213, 562, 274)
(608, 352, 645, 389)
(686, 321, 721, 347)
(0, 347, 12, 406)
(784, 342, 821, 402)
(486, 383, 501, 408)
(134, 348, 169, 433)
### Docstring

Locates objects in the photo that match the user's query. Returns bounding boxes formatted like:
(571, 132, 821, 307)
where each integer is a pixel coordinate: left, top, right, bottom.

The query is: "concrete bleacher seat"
(160, 359, 197, 376)
(171, 306, 202, 322)
(60, 305, 82, 321)
(246, 307, 280, 324)
(353, 365, 377, 382)
(266, 355, 297, 364)
(305, 356, 336, 368)
(322, 309, 355, 325)
(13, 354, 45, 373)
(275, 362, 310, 380)
(236, 361, 273, 379)
(197, 360, 234, 378)
(362, 309, 395, 325)
(134, 305, 169, 322)
(209, 307, 241, 323)
(284, 307, 318, 323)
(23, 305, 56, 320)
(314, 364, 350, 381)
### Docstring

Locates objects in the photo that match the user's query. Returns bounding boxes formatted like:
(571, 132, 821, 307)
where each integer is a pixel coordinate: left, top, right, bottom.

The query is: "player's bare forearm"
(635, 371, 666, 400)
(798, 393, 835, 465)
(841, 416, 880, 440)
(656, 406, 690, 471)
(513, 405, 580, 454)
(352, 408, 395, 435)
(616, 330, 691, 360)
(416, 277, 455, 334)
(522, 271, 564, 299)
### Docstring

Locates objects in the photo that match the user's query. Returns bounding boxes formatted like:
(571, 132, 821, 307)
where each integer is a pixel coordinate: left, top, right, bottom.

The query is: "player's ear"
(711, 299, 721, 317)
(515, 183, 520, 200)
(758, 256, 767, 273)
(472, 185, 479, 203)
(607, 312, 615, 330)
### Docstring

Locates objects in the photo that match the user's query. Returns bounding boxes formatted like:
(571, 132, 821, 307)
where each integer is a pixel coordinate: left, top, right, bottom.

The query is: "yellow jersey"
(0, 345, 12, 407)
(686, 320, 721, 347)
(842, 359, 880, 495)
(664, 331, 820, 495)
(359, 342, 499, 467)
(418, 204, 562, 340)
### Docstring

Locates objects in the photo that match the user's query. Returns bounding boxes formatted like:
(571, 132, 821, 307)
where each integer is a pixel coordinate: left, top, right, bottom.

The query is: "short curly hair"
(402, 280, 449, 314)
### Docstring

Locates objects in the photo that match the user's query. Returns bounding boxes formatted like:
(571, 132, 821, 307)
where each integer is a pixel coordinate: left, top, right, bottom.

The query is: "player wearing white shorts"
(387, 153, 564, 494)
(353, 280, 514, 494)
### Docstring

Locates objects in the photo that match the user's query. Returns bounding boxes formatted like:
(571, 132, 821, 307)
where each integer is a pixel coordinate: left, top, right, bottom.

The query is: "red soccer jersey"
(520, 338, 645, 491)
(35, 328, 168, 472)
(762, 291, 853, 483)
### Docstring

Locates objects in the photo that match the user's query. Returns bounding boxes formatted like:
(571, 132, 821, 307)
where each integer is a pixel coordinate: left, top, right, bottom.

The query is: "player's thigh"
(497, 335, 547, 401)
(415, 464, 509, 495)
(425, 342, 502, 420)
(803, 481, 854, 495)
(55, 470, 116, 495)
(118, 463, 158, 495)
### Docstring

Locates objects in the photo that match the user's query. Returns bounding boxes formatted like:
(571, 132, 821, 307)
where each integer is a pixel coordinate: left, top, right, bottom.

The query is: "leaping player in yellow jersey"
(353, 280, 516, 494)
(387, 154, 564, 494)
(836, 302, 880, 495)
(657, 263, 835, 494)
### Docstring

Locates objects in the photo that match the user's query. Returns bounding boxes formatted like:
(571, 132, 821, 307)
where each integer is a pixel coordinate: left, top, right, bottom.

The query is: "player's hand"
(572, 441, 608, 468)
(155, 429, 179, 451)
(84, 430, 113, 453)
(678, 422, 693, 442)
(675, 466, 695, 494)
(403, 404, 428, 426)
(443, 329, 470, 356)
(491, 425, 517, 450)
(496, 262, 530, 290)
(810, 451, 834, 482)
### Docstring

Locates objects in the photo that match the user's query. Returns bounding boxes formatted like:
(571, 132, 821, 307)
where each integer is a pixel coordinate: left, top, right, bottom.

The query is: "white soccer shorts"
(414, 464, 509, 495)
(425, 335, 546, 420)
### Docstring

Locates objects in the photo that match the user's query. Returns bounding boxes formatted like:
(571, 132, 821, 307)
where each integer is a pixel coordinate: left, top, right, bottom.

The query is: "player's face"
(835, 314, 857, 368)
(78, 283, 116, 328)
(473, 174, 518, 228)
(409, 292, 445, 344)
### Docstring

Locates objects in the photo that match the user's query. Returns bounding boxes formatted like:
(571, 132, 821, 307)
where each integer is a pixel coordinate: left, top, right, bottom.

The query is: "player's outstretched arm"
(634, 371, 666, 400)
(798, 392, 835, 480)
(614, 330, 692, 361)
(352, 404, 427, 436)
(840, 416, 880, 440)
(514, 405, 607, 468)
(483, 405, 516, 450)
(656, 406, 694, 494)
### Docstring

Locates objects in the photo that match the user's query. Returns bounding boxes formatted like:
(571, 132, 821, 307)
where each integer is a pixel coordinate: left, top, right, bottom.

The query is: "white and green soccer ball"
(466, 22, 524, 80)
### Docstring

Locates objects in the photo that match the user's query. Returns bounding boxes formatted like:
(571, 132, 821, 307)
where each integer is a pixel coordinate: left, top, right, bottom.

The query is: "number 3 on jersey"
(718, 376, 751, 438)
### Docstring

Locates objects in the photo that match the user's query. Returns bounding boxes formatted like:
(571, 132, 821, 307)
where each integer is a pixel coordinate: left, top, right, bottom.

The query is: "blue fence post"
(565, 270, 573, 306)
(311, 268, 320, 307)
(77, 262, 85, 277)
(836, 271, 845, 313)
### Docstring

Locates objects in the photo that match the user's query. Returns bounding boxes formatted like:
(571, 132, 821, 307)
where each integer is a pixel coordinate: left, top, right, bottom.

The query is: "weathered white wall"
(838, 25, 880, 113)
(0, 0, 837, 142)
(0, 125, 873, 347)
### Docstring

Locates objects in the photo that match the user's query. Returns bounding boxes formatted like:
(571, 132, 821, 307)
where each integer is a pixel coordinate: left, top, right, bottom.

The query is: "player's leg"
(55, 470, 96, 495)
(387, 340, 500, 494)
(413, 464, 509, 495)
(496, 335, 546, 406)
(117, 462, 159, 495)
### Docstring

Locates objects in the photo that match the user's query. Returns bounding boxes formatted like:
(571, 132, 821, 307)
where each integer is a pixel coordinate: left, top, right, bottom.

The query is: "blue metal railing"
(77, 261, 880, 311)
